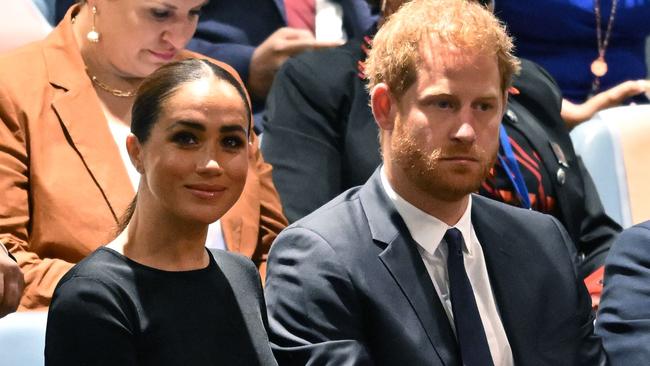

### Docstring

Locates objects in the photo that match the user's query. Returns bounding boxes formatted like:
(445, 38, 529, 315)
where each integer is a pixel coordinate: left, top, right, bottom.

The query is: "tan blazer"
(0, 10, 287, 311)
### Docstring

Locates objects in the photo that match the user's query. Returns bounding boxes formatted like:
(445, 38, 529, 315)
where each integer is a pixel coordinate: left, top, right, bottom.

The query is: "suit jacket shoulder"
(596, 221, 650, 365)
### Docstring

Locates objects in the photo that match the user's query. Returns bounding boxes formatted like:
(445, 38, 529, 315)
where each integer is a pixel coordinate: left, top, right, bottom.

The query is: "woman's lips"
(149, 50, 177, 61)
(185, 184, 226, 199)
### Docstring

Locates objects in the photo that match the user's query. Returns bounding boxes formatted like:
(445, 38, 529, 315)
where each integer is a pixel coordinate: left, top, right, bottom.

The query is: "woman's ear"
(126, 134, 144, 174)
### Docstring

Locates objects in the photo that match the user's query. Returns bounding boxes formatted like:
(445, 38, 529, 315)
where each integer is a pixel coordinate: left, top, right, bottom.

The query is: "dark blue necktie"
(444, 228, 495, 366)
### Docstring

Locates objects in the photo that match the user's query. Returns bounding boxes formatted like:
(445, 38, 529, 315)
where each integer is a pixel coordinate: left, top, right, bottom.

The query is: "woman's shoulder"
(210, 249, 259, 279)
(55, 247, 132, 293)
(0, 41, 49, 95)
(49, 248, 138, 323)
(209, 249, 263, 296)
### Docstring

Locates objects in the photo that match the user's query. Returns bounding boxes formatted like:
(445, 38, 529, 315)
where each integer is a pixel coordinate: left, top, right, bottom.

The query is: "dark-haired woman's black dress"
(45, 247, 277, 366)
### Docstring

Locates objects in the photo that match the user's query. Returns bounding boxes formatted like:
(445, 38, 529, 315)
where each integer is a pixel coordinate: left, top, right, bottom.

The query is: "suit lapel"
(43, 10, 134, 222)
(471, 196, 532, 364)
(360, 171, 460, 365)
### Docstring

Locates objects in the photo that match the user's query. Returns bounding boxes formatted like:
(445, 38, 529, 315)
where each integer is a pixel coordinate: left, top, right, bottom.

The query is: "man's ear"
(126, 134, 144, 174)
(501, 90, 510, 117)
(371, 83, 397, 132)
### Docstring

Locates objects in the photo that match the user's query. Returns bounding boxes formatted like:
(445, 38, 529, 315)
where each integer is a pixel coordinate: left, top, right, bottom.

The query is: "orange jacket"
(0, 8, 287, 311)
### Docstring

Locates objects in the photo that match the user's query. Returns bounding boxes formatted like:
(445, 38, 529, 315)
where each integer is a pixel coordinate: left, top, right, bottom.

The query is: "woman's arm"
(561, 80, 650, 129)
(0, 87, 75, 310)
(45, 276, 137, 366)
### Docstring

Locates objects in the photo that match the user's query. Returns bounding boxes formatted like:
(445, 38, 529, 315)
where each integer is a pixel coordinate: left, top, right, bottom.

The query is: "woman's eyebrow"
(167, 120, 205, 131)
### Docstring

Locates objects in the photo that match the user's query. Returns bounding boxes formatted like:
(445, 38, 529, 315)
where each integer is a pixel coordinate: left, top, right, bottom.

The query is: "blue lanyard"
(497, 125, 531, 209)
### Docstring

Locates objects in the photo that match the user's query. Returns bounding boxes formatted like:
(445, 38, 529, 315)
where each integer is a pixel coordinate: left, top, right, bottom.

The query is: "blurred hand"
(247, 27, 343, 100)
(561, 79, 650, 129)
(0, 248, 24, 318)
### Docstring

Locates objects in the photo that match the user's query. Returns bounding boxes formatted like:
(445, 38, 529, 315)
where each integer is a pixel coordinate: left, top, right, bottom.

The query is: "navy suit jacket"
(596, 221, 650, 365)
(265, 170, 604, 365)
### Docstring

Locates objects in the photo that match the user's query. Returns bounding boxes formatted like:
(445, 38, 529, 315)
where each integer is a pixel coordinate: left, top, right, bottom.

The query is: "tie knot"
(444, 228, 464, 256)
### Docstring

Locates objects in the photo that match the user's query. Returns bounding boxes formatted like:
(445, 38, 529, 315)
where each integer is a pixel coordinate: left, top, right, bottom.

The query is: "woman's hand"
(561, 79, 650, 129)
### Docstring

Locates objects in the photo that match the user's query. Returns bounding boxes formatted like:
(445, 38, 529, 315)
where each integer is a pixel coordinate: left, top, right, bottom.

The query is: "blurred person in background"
(55, 0, 378, 131)
(494, 0, 650, 127)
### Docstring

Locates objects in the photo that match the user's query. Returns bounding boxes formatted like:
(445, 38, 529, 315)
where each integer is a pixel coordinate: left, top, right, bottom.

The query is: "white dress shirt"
(315, 0, 347, 41)
(380, 168, 514, 366)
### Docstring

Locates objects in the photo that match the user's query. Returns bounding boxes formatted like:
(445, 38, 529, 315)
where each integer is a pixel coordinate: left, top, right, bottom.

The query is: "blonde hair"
(365, 0, 520, 98)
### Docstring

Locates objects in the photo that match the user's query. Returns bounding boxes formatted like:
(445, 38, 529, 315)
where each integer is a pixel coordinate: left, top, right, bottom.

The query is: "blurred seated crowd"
(1, 0, 650, 365)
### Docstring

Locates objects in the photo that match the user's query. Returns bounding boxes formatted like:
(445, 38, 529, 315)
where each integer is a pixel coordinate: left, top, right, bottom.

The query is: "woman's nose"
(196, 157, 224, 176)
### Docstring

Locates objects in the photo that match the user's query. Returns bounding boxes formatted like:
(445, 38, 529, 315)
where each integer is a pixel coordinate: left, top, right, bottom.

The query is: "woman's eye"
(172, 132, 198, 146)
(150, 8, 171, 20)
(221, 136, 245, 150)
(189, 8, 203, 17)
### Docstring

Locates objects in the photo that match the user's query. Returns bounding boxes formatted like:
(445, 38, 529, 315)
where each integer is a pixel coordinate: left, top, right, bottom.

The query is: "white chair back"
(0, 311, 48, 366)
(571, 105, 650, 228)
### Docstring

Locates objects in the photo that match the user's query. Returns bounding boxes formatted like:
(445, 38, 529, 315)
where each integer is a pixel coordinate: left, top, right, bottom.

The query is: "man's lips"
(440, 155, 479, 162)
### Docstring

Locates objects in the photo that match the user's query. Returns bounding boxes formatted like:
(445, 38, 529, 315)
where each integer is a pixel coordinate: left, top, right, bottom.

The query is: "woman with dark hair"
(0, 0, 287, 311)
(45, 59, 277, 366)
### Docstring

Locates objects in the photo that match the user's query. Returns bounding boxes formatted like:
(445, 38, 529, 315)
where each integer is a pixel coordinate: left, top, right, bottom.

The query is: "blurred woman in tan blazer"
(0, 0, 287, 311)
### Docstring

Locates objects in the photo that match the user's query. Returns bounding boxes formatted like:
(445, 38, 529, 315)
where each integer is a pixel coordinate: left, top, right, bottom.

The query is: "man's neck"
(384, 166, 470, 226)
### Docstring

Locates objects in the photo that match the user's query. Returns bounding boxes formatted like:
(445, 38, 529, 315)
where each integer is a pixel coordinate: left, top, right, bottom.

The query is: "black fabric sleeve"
(516, 59, 621, 277)
(575, 156, 621, 277)
(45, 277, 137, 366)
(262, 49, 355, 223)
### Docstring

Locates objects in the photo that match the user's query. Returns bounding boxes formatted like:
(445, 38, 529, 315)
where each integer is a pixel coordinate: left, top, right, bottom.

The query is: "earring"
(86, 6, 100, 43)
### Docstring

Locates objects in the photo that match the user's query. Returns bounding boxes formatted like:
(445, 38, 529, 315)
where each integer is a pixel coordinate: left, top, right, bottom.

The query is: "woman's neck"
(71, 5, 141, 103)
(110, 207, 210, 271)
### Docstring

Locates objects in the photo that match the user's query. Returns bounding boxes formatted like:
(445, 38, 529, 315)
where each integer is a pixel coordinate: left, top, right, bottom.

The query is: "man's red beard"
(391, 130, 497, 202)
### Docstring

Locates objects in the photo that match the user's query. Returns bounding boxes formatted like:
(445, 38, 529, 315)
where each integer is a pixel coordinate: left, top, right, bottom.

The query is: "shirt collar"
(380, 167, 474, 256)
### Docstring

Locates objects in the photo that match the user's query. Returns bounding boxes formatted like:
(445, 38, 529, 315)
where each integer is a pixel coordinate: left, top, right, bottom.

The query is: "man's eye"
(437, 100, 452, 109)
(477, 103, 493, 111)
(150, 9, 171, 20)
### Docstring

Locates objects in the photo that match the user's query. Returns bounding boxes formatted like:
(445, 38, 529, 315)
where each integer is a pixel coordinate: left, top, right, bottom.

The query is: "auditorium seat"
(571, 105, 650, 228)
(0, 311, 48, 366)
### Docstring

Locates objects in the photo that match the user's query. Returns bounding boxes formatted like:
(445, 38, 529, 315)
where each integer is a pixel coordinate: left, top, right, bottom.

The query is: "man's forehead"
(418, 36, 493, 73)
